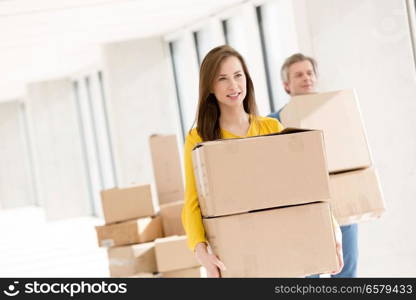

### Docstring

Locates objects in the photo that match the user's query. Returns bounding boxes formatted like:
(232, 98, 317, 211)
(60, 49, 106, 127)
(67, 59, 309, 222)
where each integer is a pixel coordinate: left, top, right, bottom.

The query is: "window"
(193, 25, 221, 65)
(73, 80, 96, 215)
(192, 32, 202, 65)
(169, 41, 187, 140)
(220, 15, 249, 58)
(255, 5, 275, 113)
(255, 1, 300, 112)
(168, 37, 199, 140)
(73, 71, 117, 217)
(97, 71, 118, 188)
(169, 22, 224, 140)
(406, 0, 416, 70)
(221, 19, 229, 45)
(18, 101, 39, 206)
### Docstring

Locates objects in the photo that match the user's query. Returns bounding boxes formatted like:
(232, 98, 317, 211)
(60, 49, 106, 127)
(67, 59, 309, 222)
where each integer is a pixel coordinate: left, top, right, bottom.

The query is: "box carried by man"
(329, 167, 385, 225)
(280, 89, 372, 173)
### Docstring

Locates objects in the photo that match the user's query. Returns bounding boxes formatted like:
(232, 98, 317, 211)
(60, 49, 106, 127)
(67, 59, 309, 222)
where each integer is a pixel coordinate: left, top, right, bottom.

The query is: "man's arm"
(267, 106, 284, 123)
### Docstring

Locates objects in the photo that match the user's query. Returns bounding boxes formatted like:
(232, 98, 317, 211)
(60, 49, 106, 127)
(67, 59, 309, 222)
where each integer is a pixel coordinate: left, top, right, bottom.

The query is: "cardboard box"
(330, 167, 385, 225)
(107, 242, 157, 277)
(101, 185, 156, 224)
(154, 236, 200, 273)
(95, 216, 163, 248)
(192, 129, 331, 217)
(149, 135, 184, 205)
(159, 200, 185, 237)
(280, 89, 372, 173)
(161, 266, 203, 278)
(127, 273, 159, 278)
(203, 202, 338, 277)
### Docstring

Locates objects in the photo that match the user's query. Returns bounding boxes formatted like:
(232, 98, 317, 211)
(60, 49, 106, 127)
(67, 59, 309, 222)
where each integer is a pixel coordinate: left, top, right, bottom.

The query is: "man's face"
(284, 60, 317, 96)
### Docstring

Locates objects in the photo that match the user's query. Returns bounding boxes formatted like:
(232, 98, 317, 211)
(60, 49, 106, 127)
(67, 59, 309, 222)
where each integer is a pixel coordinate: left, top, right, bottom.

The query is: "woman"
(181, 45, 343, 277)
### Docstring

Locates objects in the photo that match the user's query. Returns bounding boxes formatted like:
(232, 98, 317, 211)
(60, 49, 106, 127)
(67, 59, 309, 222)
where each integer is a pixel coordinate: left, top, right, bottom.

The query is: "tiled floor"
(0, 206, 109, 277)
(1, 206, 415, 278)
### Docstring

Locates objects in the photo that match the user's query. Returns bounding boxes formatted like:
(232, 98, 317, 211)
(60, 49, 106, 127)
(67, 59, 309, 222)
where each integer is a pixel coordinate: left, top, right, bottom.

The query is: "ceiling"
(0, 0, 244, 102)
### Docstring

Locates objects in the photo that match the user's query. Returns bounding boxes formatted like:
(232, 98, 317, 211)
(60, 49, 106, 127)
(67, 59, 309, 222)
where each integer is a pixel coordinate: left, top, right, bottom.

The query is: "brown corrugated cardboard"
(127, 273, 159, 278)
(101, 185, 156, 224)
(95, 216, 163, 248)
(203, 202, 338, 277)
(330, 167, 385, 225)
(149, 135, 184, 205)
(159, 200, 185, 237)
(280, 89, 372, 173)
(161, 267, 203, 278)
(154, 235, 200, 273)
(107, 242, 157, 277)
(192, 129, 331, 217)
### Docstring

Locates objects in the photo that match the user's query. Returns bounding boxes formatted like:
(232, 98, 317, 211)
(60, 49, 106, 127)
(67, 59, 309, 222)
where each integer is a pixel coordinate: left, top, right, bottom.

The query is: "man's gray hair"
(280, 53, 318, 83)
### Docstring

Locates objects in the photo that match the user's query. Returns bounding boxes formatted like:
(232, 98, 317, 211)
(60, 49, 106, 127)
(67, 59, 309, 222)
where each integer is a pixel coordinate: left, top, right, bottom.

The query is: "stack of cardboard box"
(94, 134, 202, 278)
(154, 236, 201, 278)
(149, 135, 202, 278)
(192, 129, 339, 277)
(95, 185, 162, 277)
(280, 89, 385, 226)
(148, 134, 184, 206)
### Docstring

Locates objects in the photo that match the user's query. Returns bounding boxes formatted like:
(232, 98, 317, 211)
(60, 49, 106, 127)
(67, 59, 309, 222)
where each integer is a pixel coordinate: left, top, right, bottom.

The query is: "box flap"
(192, 127, 317, 151)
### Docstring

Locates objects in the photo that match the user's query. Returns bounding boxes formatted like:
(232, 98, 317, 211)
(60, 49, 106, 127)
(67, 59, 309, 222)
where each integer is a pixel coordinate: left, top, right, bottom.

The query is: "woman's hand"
(194, 242, 226, 278)
(331, 225, 344, 275)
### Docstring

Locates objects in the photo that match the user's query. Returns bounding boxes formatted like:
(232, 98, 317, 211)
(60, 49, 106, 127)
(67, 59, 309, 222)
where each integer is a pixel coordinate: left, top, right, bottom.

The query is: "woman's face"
(211, 56, 247, 109)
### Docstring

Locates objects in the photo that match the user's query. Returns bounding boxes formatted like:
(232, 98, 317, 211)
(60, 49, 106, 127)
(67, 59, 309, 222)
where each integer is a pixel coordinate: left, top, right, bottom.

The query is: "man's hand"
(331, 225, 344, 275)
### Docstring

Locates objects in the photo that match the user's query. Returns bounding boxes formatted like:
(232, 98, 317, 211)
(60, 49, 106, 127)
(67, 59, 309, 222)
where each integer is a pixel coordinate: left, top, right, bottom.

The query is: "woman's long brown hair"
(192, 45, 258, 141)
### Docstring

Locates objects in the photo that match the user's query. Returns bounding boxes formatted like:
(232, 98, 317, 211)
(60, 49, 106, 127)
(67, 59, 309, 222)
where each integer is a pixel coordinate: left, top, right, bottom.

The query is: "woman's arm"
(181, 132, 207, 250)
(181, 131, 227, 277)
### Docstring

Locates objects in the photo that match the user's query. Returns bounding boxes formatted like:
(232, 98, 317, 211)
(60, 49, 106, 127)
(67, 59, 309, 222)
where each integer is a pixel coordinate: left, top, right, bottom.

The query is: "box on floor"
(95, 216, 163, 248)
(107, 242, 157, 277)
(159, 200, 185, 237)
(154, 235, 200, 273)
(149, 134, 184, 205)
(101, 184, 155, 224)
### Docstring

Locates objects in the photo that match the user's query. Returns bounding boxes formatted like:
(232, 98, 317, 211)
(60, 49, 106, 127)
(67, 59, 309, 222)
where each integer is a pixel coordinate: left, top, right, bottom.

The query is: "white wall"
(167, 5, 276, 128)
(166, 31, 200, 136)
(101, 37, 180, 193)
(294, 0, 416, 276)
(262, 0, 301, 109)
(26, 79, 91, 220)
(238, 2, 272, 115)
(0, 101, 34, 208)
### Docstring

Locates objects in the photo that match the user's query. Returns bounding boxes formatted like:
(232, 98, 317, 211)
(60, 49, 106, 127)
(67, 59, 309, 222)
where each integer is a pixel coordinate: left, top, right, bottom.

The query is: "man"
(268, 53, 358, 278)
